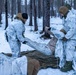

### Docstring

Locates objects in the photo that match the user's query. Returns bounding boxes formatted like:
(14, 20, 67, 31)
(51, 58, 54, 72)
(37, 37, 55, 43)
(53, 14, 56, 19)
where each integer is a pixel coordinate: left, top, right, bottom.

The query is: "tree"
(41, 0, 50, 32)
(40, 0, 50, 36)
(2, 0, 5, 13)
(17, 0, 21, 13)
(61, 0, 64, 5)
(29, 0, 33, 26)
(11, 0, 16, 21)
(7, 0, 11, 14)
(50, 0, 55, 17)
(0, 0, 3, 24)
(38, 0, 41, 18)
(5, 0, 8, 30)
(42, 0, 45, 31)
(45, 0, 50, 26)
(25, 0, 27, 13)
(0, 12, 2, 24)
(74, 0, 76, 9)
(33, 0, 38, 31)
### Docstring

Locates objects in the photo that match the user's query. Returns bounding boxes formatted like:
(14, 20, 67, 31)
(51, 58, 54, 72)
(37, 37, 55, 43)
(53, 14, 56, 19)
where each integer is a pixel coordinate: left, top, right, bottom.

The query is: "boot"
(60, 61, 73, 72)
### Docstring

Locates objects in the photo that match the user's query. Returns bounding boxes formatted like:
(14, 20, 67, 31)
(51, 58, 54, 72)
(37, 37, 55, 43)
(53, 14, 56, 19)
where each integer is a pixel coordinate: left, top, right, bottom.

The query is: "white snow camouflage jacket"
(62, 10, 76, 40)
(6, 19, 26, 43)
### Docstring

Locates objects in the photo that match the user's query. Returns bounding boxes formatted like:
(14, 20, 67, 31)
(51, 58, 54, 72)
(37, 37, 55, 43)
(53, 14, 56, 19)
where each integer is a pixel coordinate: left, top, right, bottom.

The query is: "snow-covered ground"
(0, 15, 75, 75)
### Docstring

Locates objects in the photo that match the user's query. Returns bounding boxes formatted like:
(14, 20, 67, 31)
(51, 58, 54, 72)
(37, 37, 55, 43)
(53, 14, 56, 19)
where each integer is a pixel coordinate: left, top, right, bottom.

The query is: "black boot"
(60, 61, 73, 72)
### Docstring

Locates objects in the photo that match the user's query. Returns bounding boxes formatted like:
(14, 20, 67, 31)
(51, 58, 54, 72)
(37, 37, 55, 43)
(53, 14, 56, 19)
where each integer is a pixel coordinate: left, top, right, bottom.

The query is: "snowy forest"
(0, 0, 76, 75)
(0, 0, 76, 29)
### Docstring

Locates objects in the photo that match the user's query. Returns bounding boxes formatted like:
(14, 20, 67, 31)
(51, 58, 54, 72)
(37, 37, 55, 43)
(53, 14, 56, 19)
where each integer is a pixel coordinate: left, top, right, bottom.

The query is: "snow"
(0, 14, 75, 75)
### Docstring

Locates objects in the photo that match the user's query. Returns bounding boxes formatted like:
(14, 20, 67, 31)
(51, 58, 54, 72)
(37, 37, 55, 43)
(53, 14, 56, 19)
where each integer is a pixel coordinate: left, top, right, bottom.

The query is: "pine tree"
(5, 0, 8, 30)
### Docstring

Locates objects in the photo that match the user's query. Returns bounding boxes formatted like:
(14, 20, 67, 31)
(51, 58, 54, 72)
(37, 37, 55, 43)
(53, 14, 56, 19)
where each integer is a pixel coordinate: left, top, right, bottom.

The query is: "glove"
(22, 41, 27, 44)
(60, 29, 66, 34)
(62, 37, 68, 41)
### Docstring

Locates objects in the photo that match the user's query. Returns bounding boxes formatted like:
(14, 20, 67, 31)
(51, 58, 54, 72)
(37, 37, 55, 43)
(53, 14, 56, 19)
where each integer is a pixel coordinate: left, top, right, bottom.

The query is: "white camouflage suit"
(55, 10, 76, 69)
(5, 19, 26, 57)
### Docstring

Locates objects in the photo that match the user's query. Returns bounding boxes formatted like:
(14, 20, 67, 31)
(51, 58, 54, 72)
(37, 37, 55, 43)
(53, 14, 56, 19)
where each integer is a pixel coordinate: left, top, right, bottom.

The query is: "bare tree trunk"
(33, 0, 38, 31)
(0, 0, 5, 26)
(38, 0, 41, 18)
(11, 0, 16, 15)
(42, 0, 50, 31)
(2, 0, 5, 13)
(0, 0, 3, 24)
(13, 0, 16, 14)
(5, 0, 8, 30)
(44, 0, 50, 27)
(17, 0, 21, 13)
(29, 0, 33, 26)
(7, 1, 11, 14)
(42, 0, 46, 31)
(74, 0, 76, 9)
(50, 0, 55, 17)
(61, 0, 64, 5)
(25, 0, 27, 13)
(40, 0, 51, 38)
(11, 0, 13, 21)
(41, 0, 50, 32)
(0, 12, 1, 23)
(70, 0, 72, 6)
(41, 0, 43, 16)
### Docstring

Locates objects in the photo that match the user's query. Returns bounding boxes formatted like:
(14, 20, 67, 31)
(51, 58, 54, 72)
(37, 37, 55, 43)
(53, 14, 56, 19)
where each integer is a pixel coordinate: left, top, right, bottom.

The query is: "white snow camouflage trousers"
(55, 39, 76, 70)
(8, 36, 21, 57)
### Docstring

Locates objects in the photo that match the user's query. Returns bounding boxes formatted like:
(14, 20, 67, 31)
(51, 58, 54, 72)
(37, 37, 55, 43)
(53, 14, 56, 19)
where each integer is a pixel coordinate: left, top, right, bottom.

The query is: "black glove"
(22, 41, 27, 44)
(62, 37, 68, 41)
(60, 29, 66, 34)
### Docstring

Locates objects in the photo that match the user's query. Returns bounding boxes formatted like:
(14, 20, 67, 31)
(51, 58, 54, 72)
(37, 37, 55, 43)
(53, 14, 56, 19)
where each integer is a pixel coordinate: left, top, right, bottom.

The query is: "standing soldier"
(5, 13, 28, 57)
